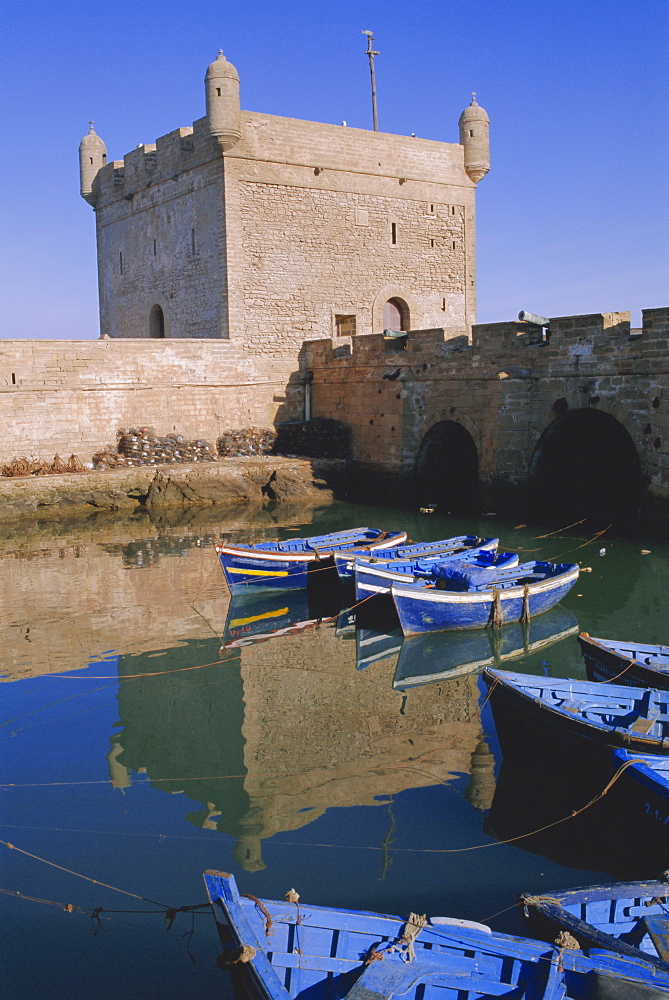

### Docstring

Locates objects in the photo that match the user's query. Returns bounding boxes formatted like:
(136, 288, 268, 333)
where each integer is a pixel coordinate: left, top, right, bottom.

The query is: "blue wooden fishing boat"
(215, 527, 407, 593)
(353, 544, 514, 601)
(579, 633, 669, 690)
(335, 535, 497, 583)
(393, 608, 579, 690)
(482, 669, 669, 768)
(610, 747, 669, 833)
(391, 561, 579, 636)
(520, 878, 669, 973)
(203, 871, 669, 1000)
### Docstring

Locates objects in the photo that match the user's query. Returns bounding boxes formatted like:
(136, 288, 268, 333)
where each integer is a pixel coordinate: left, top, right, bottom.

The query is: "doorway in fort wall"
(529, 408, 642, 527)
(415, 420, 480, 514)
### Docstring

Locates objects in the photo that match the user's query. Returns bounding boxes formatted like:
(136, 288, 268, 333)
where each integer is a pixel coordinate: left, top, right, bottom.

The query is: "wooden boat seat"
(343, 953, 520, 1000)
(643, 915, 669, 962)
(629, 713, 660, 734)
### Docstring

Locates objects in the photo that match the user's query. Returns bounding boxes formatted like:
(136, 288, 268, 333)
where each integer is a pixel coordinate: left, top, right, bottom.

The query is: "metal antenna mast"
(362, 30, 379, 131)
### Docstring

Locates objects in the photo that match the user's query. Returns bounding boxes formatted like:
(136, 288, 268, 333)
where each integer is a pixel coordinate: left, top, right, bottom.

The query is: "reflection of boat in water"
(393, 608, 579, 690)
(486, 752, 669, 879)
(221, 588, 342, 648)
(203, 871, 669, 1000)
(355, 626, 404, 670)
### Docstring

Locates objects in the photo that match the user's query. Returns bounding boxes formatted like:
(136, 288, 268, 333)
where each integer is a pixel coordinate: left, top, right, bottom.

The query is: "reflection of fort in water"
(109, 623, 494, 871)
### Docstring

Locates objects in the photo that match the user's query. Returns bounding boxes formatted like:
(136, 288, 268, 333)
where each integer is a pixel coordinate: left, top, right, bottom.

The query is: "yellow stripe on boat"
(229, 608, 289, 627)
(228, 567, 290, 577)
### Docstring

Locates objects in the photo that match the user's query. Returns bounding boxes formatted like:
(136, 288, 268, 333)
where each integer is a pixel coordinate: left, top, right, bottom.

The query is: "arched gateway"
(415, 420, 480, 513)
(530, 409, 642, 526)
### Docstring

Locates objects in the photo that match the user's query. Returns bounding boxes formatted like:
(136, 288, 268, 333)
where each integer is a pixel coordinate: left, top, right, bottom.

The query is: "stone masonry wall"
(0, 339, 302, 464)
(92, 111, 477, 344)
(305, 307, 669, 503)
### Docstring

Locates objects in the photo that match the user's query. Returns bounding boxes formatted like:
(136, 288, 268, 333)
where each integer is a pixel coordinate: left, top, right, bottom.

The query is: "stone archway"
(383, 297, 409, 332)
(372, 286, 420, 335)
(415, 420, 480, 513)
(530, 408, 642, 526)
(149, 304, 166, 338)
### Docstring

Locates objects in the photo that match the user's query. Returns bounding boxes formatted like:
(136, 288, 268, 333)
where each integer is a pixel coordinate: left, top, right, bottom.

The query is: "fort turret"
(458, 94, 490, 184)
(205, 49, 241, 150)
(78, 122, 107, 206)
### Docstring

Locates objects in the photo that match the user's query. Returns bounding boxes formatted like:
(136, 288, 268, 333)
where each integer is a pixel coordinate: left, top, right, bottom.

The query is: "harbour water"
(1, 500, 668, 998)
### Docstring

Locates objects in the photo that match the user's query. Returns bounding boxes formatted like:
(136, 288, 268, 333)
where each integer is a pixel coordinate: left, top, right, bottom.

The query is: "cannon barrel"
(518, 310, 550, 326)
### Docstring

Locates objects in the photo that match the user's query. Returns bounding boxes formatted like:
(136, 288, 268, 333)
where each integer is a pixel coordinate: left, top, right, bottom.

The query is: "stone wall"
(0, 338, 302, 464)
(305, 307, 669, 509)
(93, 111, 477, 344)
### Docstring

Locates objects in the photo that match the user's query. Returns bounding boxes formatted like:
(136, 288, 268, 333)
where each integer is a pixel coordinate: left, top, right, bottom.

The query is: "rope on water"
(520, 584, 531, 624)
(486, 588, 503, 629)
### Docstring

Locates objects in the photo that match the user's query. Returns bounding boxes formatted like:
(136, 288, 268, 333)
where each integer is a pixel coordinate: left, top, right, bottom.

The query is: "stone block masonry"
(305, 307, 669, 517)
(0, 339, 303, 465)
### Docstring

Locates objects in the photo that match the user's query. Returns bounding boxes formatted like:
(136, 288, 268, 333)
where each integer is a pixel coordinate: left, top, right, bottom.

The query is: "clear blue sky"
(2, 0, 667, 338)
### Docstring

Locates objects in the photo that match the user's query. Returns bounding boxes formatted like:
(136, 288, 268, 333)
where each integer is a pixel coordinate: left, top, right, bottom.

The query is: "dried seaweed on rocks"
(1, 455, 87, 478)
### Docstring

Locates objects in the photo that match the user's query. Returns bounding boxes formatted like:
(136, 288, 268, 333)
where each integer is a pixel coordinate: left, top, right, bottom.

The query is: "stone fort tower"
(80, 51, 489, 348)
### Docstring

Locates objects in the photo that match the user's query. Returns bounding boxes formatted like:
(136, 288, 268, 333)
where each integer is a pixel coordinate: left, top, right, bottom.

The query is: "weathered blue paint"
(391, 561, 579, 635)
(336, 534, 497, 583)
(203, 871, 669, 1000)
(215, 527, 407, 593)
(579, 634, 669, 689)
(354, 538, 518, 601)
(521, 877, 669, 973)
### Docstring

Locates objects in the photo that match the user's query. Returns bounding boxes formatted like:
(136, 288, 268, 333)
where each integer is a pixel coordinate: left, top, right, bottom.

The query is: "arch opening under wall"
(415, 420, 480, 514)
(529, 408, 642, 527)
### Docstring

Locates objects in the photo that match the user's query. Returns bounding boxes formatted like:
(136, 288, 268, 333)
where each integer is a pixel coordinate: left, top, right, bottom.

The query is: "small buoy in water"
(513, 524, 526, 529)
(641, 549, 651, 555)
(580, 566, 593, 573)
(599, 548, 606, 556)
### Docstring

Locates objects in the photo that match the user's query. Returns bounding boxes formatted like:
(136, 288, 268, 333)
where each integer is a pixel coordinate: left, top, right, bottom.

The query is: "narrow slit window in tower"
(119, 251, 123, 275)
(391, 222, 397, 245)
(153, 239, 157, 256)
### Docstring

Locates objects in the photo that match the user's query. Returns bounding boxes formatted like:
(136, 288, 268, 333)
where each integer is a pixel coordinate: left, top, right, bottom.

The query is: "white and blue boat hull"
(392, 563, 579, 635)
(215, 527, 407, 593)
(335, 534, 496, 582)
(354, 545, 514, 601)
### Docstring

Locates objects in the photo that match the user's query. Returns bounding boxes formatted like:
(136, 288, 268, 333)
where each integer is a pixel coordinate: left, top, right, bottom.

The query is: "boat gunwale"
(391, 565, 580, 604)
(484, 668, 669, 753)
(520, 879, 669, 974)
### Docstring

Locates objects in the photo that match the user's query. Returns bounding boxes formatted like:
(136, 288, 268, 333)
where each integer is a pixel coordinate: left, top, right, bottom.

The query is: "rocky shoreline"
(0, 456, 347, 521)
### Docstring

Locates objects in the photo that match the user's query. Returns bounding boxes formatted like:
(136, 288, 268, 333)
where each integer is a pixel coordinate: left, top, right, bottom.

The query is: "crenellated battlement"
(95, 118, 215, 204)
(306, 308, 668, 372)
